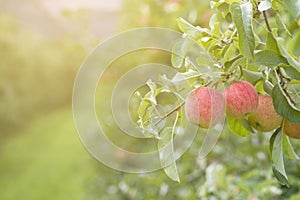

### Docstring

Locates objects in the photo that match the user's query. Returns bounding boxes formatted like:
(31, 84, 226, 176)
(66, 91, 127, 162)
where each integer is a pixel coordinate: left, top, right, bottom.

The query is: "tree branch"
(154, 101, 185, 126)
(263, 11, 272, 32)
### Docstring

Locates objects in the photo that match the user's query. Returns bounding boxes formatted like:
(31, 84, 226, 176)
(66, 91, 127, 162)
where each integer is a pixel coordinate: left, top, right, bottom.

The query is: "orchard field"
(1, 0, 300, 199)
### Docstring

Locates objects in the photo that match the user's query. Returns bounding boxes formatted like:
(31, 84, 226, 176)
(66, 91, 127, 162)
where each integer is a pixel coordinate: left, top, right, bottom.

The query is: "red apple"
(248, 94, 283, 132)
(225, 81, 258, 119)
(185, 87, 225, 128)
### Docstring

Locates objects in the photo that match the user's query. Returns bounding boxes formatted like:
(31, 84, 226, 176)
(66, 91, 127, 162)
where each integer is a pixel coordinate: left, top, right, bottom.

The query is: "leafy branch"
(154, 101, 185, 126)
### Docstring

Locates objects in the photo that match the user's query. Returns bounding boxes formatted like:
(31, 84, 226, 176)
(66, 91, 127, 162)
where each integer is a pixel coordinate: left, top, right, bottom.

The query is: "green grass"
(0, 108, 99, 200)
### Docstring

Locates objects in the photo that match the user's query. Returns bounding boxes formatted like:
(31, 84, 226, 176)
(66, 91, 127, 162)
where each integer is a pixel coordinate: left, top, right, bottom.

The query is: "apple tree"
(133, 0, 300, 185)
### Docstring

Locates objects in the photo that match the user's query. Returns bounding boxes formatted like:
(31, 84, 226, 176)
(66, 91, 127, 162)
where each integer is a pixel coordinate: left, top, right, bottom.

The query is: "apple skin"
(225, 81, 258, 119)
(185, 87, 225, 128)
(283, 121, 300, 139)
(248, 94, 283, 132)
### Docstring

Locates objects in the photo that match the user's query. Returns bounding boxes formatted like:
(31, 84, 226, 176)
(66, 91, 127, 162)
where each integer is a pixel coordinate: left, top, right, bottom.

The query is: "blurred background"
(0, 0, 300, 199)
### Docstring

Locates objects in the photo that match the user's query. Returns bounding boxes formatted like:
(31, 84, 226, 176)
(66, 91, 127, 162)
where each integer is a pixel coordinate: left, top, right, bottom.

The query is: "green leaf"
(282, 0, 300, 20)
(176, 17, 208, 40)
(275, 14, 292, 38)
(282, 134, 299, 160)
(230, 2, 255, 59)
(227, 115, 253, 137)
(172, 40, 185, 68)
(276, 36, 300, 73)
(209, 15, 221, 37)
(195, 53, 216, 67)
(158, 113, 180, 182)
(227, 56, 247, 72)
(171, 69, 200, 82)
(279, 64, 300, 80)
(137, 100, 160, 138)
(269, 128, 289, 185)
(272, 165, 289, 186)
(172, 37, 215, 69)
(223, 44, 237, 64)
(243, 69, 262, 85)
(146, 80, 157, 105)
(269, 128, 281, 160)
(253, 50, 288, 67)
(138, 96, 152, 124)
(263, 80, 274, 95)
(258, 0, 272, 12)
(265, 32, 280, 53)
(272, 84, 300, 123)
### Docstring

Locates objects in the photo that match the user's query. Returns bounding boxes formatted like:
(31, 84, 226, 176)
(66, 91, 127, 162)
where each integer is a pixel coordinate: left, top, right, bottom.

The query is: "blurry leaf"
(218, 2, 230, 17)
(210, 1, 227, 9)
(230, 2, 255, 59)
(224, 54, 243, 70)
(282, 134, 299, 160)
(176, 17, 208, 40)
(280, 66, 300, 81)
(146, 80, 157, 105)
(269, 128, 289, 185)
(265, 32, 280, 53)
(172, 40, 185, 68)
(263, 80, 274, 95)
(172, 37, 215, 69)
(137, 86, 167, 138)
(159, 74, 176, 91)
(258, 0, 272, 12)
(227, 57, 247, 72)
(223, 44, 237, 64)
(255, 79, 266, 94)
(227, 115, 253, 137)
(239, 118, 255, 132)
(276, 37, 300, 73)
(282, 0, 300, 20)
(133, 91, 142, 100)
(269, 128, 281, 160)
(138, 96, 151, 121)
(272, 84, 300, 123)
(209, 14, 218, 32)
(288, 30, 300, 54)
(272, 165, 289, 186)
(243, 69, 262, 85)
(253, 50, 288, 67)
(209, 15, 221, 37)
(137, 98, 158, 137)
(195, 52, 215, 67)
(158, 113, 180, 182)
(171, 69, 200, 82)
(275, 15, 292, 38)
(198, 118, 225, 159)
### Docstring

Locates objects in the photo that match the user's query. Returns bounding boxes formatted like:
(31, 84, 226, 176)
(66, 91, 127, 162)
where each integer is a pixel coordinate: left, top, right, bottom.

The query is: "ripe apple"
(248, 94, 283, 132)
(283, 121, 300, 139)
(184, 87, 225, 128)
(225, 81, 258, 119)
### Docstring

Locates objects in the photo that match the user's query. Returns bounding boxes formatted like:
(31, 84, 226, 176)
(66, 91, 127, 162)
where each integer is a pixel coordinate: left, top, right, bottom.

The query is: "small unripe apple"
(283, 121, 300, 139)
(225, 81, 258, 119)
(185, 87, 225, 128)
(248, 94, 283, 132)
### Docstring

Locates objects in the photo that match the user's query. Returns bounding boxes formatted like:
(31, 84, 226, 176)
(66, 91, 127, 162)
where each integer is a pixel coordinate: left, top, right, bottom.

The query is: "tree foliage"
(133, 0, 300, 186)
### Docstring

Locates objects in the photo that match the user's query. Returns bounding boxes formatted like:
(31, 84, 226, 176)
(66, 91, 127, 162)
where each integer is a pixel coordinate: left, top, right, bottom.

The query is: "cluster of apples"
(184, 80, 300, 138)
